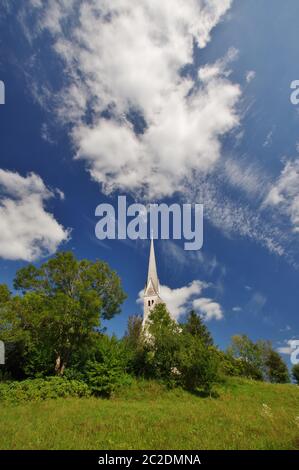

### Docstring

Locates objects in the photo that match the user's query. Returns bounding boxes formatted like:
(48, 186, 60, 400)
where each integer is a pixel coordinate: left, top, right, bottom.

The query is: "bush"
(84, 334, 132, 397)
(85, 360, 132, 397)
(177, 334, 220, 394)
(292, 364, 299, 385)
(0, 377, 91, 403)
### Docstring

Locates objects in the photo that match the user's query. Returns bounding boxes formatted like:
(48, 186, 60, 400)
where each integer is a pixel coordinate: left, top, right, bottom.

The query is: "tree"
(177, 333, 219, 394)
(123, 315, 147, 376)
(144, 304, 219, 392)
(292, 364, 299, 385)
(145, 303, 181, 383)
(227, 335, 263, 380)
(85, 334, 131, 397)
(265, 350, 289, 383)
(124, 315, 143, 350)
(182, 310, 213, 347)
(0, 252, 126, 376)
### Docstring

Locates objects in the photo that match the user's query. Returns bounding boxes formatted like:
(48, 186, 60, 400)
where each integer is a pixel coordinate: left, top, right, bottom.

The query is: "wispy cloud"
(264, 158, 299, 233)
(245, 70, 256, 83)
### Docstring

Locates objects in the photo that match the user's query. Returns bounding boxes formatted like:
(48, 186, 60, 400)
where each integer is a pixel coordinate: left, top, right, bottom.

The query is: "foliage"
(292, 364, 299, 385)
(227, 335, 264, 380)
(144, 303, 181, 385)
(226, 336, 289, 383)
(143, 304, 219, 392)
(177, 333, 219, 394)
(1, 377, 299, 450)
(0, 377, 90, 403)
(265, 350, 290, 384)
(181, 310, 213, 347)
(85, 334, 132, 397)
(0, 252, 126, 377)
(123, 315, 148, 376)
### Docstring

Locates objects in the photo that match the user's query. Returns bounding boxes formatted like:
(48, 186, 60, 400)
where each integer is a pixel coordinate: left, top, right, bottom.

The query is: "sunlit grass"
(0, 377, 298, 450)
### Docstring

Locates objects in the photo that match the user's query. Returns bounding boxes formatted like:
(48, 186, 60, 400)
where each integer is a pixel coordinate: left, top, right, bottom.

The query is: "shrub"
(292, 364, 299, 385)
(85, 360, 132, 397)
(84, 334, 132, 397)
(177, 334, 220, 394)
(0, 377, 91, 403)
(144, 303, 181, 385)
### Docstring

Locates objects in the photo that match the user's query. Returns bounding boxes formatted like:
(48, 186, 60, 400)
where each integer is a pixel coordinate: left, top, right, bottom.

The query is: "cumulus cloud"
(193, 297, 223, 320)
(19, 1, 297, 261)
(0, 169, 69, 261)
(264, 159, 299, 232)
(25, 0, 239, 198)
(138, 279, 223, 321)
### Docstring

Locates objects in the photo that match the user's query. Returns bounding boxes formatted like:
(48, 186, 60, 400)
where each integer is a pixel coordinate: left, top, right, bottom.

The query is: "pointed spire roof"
(147, 236, 159, 294)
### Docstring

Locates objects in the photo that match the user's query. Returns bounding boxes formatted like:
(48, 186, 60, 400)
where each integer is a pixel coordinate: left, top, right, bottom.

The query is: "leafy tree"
(177, 333, 219, 394)
(85, 334, 131, 397)
(292, 364, 299, 385)
(144, 304, 219, 392)
(123, 315, 147, 376)
(265, 350, 289, 383)
(124, 315, 143, 350)
(227, 335, 263, 380)
(182, 310, 213, 347)
(145, 303, 181, 384)
(0, 252, 126, 376)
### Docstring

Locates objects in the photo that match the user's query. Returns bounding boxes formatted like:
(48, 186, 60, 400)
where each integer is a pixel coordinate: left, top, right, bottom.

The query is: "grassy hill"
(0, 377, 299, 450)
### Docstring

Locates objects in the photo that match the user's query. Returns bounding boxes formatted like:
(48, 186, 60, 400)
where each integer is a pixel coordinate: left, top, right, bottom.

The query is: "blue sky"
(0, 0, 299, 365)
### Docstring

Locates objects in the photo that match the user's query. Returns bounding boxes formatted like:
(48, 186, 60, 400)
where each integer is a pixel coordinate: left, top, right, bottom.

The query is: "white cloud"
(26, 0, 239, 199)
(245, 70, 256, 83)
(263, 129, 274, 148)
(138, 279, 223, 321)
(0, 170, 69, 261)
(185, 174, 286, 257)
(232, 306, 242, 312)
(193, 297, 223, 320)
(159, 281, 206, 320)
(264, 159, 299, 232)
(223, 157, 269, 199)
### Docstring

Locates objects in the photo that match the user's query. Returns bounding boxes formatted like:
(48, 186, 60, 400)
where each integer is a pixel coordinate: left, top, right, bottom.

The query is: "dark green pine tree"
(265, 350, 290, 383)
(183, 310, 213, 347)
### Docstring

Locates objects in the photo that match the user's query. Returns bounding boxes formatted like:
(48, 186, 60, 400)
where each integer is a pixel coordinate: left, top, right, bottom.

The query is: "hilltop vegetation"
(0, 377, 298, 450)
(0, 252, 298, 450)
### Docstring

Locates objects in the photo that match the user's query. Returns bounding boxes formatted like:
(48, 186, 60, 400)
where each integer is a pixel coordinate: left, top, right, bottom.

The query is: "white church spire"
(147, 235, 159, 294)
(143, 236, 163, 324)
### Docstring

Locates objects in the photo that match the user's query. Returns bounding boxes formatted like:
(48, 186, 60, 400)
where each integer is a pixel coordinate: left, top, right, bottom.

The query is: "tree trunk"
(55, 355, 65, 375)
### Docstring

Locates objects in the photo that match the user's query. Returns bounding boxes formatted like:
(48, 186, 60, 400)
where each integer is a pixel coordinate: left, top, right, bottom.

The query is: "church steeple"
(147, 236, 159, 294)
(143, 236, 162, 324)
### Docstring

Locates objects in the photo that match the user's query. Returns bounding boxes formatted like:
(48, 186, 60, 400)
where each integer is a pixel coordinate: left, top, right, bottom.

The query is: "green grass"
(0, 378, 299, 450)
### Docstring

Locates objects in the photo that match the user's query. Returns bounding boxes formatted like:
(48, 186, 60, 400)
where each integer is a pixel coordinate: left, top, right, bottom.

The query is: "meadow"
(0, 377, 299, 450)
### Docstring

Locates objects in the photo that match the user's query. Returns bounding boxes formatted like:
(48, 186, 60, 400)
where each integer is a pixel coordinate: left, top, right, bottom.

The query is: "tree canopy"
(0, 251, 126, 376)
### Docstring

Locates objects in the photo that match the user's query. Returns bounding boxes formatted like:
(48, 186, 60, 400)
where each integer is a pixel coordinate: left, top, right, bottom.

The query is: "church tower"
(143, 236, 163, 325)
